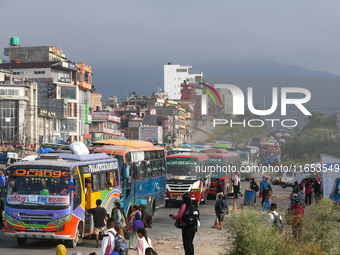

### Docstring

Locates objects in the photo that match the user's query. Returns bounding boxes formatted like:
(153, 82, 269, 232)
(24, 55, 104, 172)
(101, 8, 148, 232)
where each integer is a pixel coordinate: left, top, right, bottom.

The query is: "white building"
(164, 63, 204, 100)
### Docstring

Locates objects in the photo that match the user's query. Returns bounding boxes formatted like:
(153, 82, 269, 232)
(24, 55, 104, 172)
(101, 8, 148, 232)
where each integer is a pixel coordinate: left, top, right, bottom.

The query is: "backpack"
(146, 213, 154, 228)
(104, 231, 113, 255)
(182, 206, 200, 227)
(270, 212, 283, 233)
(107, 231, 129, 255)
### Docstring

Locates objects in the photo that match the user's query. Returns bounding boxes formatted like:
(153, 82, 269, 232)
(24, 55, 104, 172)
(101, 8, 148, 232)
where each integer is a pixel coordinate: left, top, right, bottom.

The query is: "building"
(90, 93, 102, 111)
(219, 87, 233, 116)
(1, 42, 93, 143)
(0, 72, 38, 147)
(164, 63, 204, 100)
(89, 111, 121, 141)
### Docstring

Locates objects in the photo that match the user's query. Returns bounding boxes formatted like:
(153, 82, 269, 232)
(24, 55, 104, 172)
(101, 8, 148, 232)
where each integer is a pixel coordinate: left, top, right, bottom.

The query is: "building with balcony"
(89, 112, 121, 141)
(1, 43, 93, 143)
(0, 76, 38, 147)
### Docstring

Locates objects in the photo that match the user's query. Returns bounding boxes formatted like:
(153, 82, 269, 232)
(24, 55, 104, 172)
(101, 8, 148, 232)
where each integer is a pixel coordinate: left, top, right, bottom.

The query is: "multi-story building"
(1, 42, 93, 143)
(164, 63, 204, 100)
(0, 72, 38, 147)
(89, 112, 121, 141)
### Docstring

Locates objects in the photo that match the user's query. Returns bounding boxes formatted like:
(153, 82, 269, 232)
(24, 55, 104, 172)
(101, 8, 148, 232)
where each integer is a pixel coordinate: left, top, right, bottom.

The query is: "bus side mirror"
(68, 180, 74, 191)
(123, 165, 130, 179)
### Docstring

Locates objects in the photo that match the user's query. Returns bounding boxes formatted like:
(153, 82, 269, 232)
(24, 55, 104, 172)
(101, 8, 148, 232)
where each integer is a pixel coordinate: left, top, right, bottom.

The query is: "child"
(137, 227, 153, 255)
(145, 248, 158, 255)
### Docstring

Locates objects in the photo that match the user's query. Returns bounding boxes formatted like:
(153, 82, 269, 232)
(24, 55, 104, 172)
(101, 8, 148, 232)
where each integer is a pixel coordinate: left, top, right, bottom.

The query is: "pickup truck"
(280, 171, 319, 188)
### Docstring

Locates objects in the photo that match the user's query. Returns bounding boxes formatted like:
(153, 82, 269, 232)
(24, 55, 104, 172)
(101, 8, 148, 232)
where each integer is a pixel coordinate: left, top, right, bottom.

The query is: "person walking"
(170, 192, 196, 255)
(313, 178, 322, 201)
(291, 198, 304, 239)
(233, 174, 242, 199)
(267, 203, 282, 230)
(261, 177, 270, 206)
(128, 205, 142, 249)
(215, 194, 228, 230)
(263, 185, 272, 211)
(87, 199, 108, 248)
(292, 181, 299, 194)
(100, 218, 117, 255)
(111, 202, 126, 238)
(297, 186, 306, 208)
(137, 227, 153, 255)
(139, 204, 148, 228)
(216, 179, 224, 200)
(305, 181, 313, 206)
(249, 178, 258, 203)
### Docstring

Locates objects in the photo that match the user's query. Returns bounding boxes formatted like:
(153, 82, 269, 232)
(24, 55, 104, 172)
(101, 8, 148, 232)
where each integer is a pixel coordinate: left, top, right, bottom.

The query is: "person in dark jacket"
(249, 178, 258, 203)
(215, 194, 228, 230)
(216, 179, 224, 200)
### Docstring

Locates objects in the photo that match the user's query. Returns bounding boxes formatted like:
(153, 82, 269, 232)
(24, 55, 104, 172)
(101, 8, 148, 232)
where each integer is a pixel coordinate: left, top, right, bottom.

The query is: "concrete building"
(1, 44, 94, 143)
(89, 112, 121, 141)
(164, 63, 204, 100)
(90, 93, 102, 111)
(219, 87, 233, 116)
(0, 76, 38, 147)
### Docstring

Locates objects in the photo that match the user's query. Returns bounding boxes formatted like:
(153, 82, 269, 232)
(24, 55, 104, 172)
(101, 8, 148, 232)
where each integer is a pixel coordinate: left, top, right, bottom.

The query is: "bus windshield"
(7, 167, 70, 208)
(238, 153, 249, 161)
(166, 159, 200, 180)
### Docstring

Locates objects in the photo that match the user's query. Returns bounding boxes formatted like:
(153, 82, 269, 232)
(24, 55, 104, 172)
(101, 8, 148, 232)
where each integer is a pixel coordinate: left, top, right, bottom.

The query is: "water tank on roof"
(10, 37, 20, 46)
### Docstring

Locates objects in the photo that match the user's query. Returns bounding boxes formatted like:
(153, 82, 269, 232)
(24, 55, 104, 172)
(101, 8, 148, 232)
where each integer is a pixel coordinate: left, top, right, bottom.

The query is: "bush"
(225, 199, 340, 255)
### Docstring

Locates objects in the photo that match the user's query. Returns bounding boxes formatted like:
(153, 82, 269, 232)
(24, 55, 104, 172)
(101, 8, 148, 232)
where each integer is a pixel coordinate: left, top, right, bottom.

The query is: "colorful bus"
(4, 153, 120, 248)
(165, 153, 210, 207)
(93, 140, 166, 218)
(264, 148, 281, 165)
(201, 150, 241, 197)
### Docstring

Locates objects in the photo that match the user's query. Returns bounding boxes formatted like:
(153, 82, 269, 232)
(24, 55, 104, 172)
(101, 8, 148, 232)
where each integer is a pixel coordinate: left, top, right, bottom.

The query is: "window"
(39, 118, 43, 129)
(145, 161, 152, 178)
(176, 69, 187, 72)
(99, 173, 106, 190)
(0, 89, 18, 96)
(60, 87, 76, 100)
(139, 162, 145, 180)
(152, 160, 158, 176)
(25, 90, 29, 97)
(73, 176, 81, 210)
(34, 71, 45, 74)
(13, 72, 24, 75)
(60, 119, 77, 132)
(92, 174, 100, 191)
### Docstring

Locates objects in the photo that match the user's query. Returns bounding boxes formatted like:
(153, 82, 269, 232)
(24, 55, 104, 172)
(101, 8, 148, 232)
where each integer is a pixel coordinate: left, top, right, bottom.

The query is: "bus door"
(83, 173, 94, 236)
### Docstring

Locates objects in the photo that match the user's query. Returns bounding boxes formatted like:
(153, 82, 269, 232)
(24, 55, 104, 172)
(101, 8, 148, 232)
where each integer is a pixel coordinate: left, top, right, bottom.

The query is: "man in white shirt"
(100, 218, 117, 255)
(268, 203, 282, 228)
(233, 174, 241, 199)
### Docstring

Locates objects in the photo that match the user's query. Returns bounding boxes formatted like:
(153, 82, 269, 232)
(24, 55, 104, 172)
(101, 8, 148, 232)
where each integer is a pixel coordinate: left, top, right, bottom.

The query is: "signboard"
(7, 195, 69, 205)
(94, 133, 103, 141)
(84, 133, 92, 139)
(131, 151, 145, 162)
(82, 162, 118, 174)
(209, 158, 223, 163)
(166, 160, 198, 165)
(138, 126, 162, 144)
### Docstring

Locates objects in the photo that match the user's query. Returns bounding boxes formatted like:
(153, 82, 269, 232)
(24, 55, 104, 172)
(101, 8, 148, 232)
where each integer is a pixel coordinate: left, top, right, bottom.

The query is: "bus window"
(144, 151, 150, 160)
(150, 151, 157, 160)
(152, 160, 158, 176)
(99, 173, 106, 190)
(131, 163, 138, 180)
(160, 159, 166, 175)
(139, 162, 145, 180)
(73, 176, 81, 210)
(92, 174, 100, 191)
(146, 161, 152, 178)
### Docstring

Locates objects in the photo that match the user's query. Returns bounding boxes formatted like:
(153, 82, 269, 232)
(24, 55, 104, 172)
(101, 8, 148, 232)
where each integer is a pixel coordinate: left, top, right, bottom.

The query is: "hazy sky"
(1, 1, 340, 101)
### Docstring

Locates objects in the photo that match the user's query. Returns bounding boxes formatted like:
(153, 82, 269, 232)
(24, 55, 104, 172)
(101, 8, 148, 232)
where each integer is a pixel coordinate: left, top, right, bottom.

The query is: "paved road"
(0, 178, 291, 254)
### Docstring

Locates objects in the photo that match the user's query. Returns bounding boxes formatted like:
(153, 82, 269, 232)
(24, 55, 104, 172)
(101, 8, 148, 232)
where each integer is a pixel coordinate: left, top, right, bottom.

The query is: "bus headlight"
(50, 214, 71, 226)
(5, 213, 21, 225)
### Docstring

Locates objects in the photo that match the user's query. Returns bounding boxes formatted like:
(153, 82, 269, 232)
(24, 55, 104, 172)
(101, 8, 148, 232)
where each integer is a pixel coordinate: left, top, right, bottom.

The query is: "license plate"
(176, 196, 182, 200)
(26, 227, 44, 232)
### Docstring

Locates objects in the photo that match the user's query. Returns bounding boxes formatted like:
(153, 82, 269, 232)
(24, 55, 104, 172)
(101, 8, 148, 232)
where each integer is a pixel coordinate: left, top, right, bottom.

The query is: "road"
(0, 177, 291, 255)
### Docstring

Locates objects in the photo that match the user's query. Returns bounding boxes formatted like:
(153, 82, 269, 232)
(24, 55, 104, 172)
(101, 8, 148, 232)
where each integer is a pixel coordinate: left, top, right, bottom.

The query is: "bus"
(4, 153, 120, 248)
(165, 153, 210, 207)
(171, 148, 202, 154)
(93, 140, 166, 218)
(264, 148, 281, 165)
(236, 151, 252, 181)
(201, 150, 240, 197)
(211, 143, 236, 151)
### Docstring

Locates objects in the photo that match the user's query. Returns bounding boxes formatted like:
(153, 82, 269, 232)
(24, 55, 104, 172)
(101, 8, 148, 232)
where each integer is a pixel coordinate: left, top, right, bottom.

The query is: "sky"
(1, 1, 340, 102)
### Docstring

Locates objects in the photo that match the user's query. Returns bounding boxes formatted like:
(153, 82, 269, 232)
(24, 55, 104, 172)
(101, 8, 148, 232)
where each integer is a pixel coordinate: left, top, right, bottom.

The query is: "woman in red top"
(170, 192, 196, 255)
(304, 181, 313, 206)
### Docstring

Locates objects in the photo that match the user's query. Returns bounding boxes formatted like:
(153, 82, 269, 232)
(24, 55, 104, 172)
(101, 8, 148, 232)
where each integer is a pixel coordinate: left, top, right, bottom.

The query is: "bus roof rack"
(37, 153, 110, 162)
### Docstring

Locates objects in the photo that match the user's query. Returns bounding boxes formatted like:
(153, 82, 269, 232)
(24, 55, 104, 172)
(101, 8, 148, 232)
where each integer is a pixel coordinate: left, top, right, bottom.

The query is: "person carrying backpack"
(170, 192, 198, 255)
(128, 205, 142, 249)
(250, 178, 259, 203)
(100, 218, 116, 255)
(111, 202, 126, 238)
(139, 204, 148, 228)
(267, 203, 283, 232)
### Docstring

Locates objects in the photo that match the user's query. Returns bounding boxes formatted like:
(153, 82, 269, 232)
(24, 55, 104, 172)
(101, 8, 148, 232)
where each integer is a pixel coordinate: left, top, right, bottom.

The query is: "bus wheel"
(194, 200, 199, 208)
(17, 237, 27, 246)
(67, 227, 80, 248)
